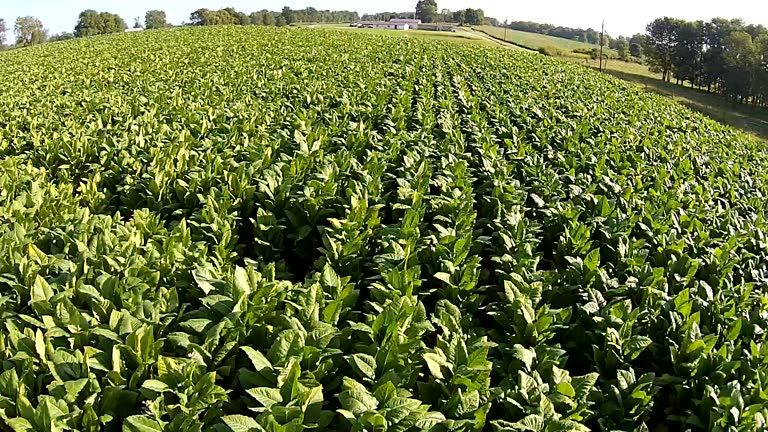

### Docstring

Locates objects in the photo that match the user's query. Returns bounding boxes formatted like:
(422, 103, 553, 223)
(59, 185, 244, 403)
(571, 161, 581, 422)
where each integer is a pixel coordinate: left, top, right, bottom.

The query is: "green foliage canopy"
(74, 10, 127, 38)
(0, 25, 767, 432)
(144, 10, 168, 30)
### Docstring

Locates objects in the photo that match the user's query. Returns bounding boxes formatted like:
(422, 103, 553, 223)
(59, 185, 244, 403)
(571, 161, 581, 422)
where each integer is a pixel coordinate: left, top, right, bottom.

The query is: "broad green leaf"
(624, 335, 652, 361)
(123, 415, 163, 432)
(557, 382, 575, 398)
(222, 415, 265, 432)
(338, 378, 378, 415)
(141, 380, 170, 393)
(345, 353, 377, 380)
(30, 275, 54, 303)
(241, 346, 272, 371)
(571, 373, 599, 402)
(5, 418, 34, 432)
(246, 387, 283, 408)
(727, 319, 742, 342)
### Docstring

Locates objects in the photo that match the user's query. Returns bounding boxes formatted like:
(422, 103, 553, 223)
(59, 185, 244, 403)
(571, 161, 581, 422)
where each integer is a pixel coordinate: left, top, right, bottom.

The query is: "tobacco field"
(0, 26, 767, 431)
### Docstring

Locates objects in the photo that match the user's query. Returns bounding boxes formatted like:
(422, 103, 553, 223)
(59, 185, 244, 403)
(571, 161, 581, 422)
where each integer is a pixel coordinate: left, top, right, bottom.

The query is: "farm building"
(389, 18, 422, 29)
(355, 21, 412, 30)
(351, 18, 423, 31)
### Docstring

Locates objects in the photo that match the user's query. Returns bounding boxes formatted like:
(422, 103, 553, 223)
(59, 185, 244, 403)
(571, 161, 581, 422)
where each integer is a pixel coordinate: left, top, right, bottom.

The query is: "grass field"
(474, 25, 617, 56)
(2, 25, 768, 432)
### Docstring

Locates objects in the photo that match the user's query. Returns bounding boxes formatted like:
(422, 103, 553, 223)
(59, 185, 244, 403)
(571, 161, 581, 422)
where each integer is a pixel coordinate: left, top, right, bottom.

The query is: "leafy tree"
(451, 10, 465, 25)
(416, 0, 438, 23)
(102, 13, 127, 34)
(262, 11, 276, 26)
(644, 17, 681, 81)
(275, 15, 287, 27)
(0, 19, 7, 49)
(722, 31, 758, 101)
(15, 16, 47, 46)
(189, 9, 209, 26)
(755, 35, 768, 103)
(74, 10, 100, 37)
(585, 28, 599, 44)
(464, 9, 484, 26)
(74, 10, 127, 37)
(702, 18, 745, 92)
(281, 7, 296, 25)
(629, 34, 645, 57)
(672, 20, 704, 86)
(616, 39, 630, 61)
(601, 34, 612, 48)
(145, 10, 168, 29)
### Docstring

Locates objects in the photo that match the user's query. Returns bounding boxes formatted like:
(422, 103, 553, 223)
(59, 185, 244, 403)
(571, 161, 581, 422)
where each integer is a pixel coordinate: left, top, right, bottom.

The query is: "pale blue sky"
(1, 0, 766, 43)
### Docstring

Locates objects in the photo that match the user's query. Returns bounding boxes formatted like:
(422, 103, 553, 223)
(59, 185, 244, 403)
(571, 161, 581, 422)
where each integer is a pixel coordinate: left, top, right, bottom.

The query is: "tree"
(672, 20, 704, 86)
(439, 9, 451, 23)
(74, 10, 100, 37)
(702, 18, 745, 93)
(133, 17, 143, 29)
(102, 13, 127, 34)
(15, 16, 47, 46)
(282, 7, 296, 25)
(262, 11, 276, 26)
(464, 9, 484, 26)
(629, 33, 645, 57)
(644, 17, 681, 82)
(74, 10, 127, 37)
(601, 34, 612, 48)
(616, 39, 630, 61)
(189, 9, 210, 26)
(722, 31, 758, 101)
(416, 0, 438, 24)
(0, 19, 7, 49)
(451, 10, 465, 25)
(145, 10, 167, 29)
(585, 28, 599, 45)
(755, 35, 768, 104)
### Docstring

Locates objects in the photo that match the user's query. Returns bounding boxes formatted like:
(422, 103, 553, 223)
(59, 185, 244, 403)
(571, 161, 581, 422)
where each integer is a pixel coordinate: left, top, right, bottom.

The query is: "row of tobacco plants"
(0, 26, 767, 431)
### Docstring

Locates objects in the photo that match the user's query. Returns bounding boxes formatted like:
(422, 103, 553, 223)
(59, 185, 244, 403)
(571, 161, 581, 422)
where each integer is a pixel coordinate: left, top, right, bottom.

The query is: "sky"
(1, 0, 766, 43)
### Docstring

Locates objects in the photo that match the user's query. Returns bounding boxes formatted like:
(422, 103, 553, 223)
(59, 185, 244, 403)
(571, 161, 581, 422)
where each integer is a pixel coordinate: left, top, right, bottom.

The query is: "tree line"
(361, 8, 487, 26)
(503, 20, 645, 60)
(506, 21, 608, 44)
(0, 6, 361, 49)
(189, 7, 359, 27)
(643, 17, 768, 105)
(500, 17, 768, 108)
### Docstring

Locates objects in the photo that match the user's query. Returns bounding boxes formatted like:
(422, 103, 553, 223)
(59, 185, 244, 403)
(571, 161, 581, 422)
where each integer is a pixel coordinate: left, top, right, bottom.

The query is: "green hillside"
(475, 25, 618, 55)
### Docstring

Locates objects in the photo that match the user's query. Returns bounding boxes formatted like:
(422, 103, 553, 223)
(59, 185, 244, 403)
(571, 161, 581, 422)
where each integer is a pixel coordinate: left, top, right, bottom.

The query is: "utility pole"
(504, 19, 508, 41)
(599, 20, 605, 73)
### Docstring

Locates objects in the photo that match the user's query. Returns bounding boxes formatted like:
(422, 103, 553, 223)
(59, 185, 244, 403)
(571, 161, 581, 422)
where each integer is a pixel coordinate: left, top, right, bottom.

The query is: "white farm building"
(353, 18, 422, 30)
